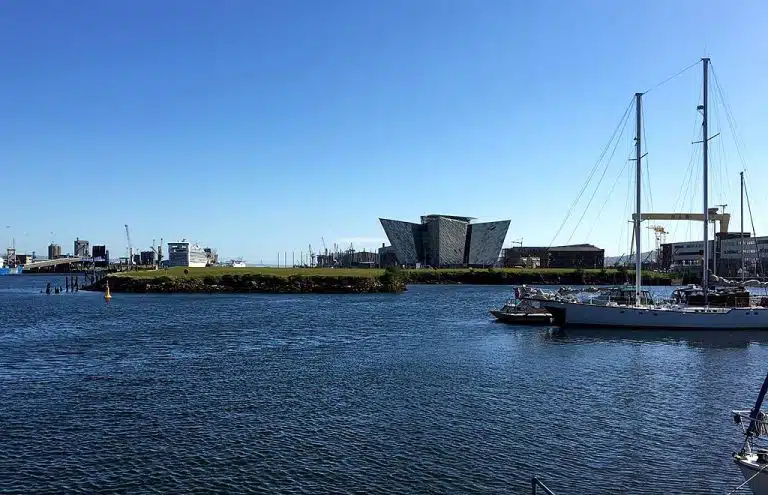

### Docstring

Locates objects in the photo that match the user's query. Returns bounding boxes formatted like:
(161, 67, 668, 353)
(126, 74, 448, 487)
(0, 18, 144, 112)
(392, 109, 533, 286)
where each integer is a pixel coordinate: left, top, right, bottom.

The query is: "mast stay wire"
(548, 96, 634, 247)
(566, 102, 633, 245)
(711, 63, 749, 172)
(670, 82, 703, 241)
(743, 180, 766, 276)
(613, 142, 635, 264)
(712, 62, 764, 275)
(710, 76, 731, 206)
(642, 59, 701, 95)
(586, 134, 634, 242)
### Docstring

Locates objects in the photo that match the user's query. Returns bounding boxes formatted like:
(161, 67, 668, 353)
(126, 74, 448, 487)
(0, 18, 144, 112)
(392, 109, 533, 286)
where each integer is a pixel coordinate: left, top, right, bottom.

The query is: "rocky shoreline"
(85, 272, 406, 294)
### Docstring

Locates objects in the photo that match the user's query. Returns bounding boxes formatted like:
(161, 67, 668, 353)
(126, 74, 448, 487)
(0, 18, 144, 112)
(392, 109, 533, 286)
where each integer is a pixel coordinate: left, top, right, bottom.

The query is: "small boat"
(490, 290, 554, 325)
(733, 371, 768, 494)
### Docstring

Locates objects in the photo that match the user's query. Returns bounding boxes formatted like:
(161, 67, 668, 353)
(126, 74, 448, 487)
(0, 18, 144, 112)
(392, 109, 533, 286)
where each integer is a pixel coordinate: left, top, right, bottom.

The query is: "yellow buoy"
(104, 280, 112, 301)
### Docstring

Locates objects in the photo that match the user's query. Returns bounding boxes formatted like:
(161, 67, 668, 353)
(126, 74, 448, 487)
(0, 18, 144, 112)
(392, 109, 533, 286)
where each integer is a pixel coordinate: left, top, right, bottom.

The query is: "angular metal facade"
(379, 219, 421, 265)
(380, 216, 510, 267)
(467, 220, 511, 266)
(428, 216, 468, 266)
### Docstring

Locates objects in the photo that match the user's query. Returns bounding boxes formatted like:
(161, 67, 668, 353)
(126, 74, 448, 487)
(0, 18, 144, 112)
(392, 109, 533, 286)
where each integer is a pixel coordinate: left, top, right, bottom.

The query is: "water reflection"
(543, 327, 768, 348)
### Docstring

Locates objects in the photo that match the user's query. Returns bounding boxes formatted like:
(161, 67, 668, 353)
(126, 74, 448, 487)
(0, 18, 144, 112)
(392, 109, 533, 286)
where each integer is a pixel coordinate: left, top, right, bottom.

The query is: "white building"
(167, 240, 208, 268)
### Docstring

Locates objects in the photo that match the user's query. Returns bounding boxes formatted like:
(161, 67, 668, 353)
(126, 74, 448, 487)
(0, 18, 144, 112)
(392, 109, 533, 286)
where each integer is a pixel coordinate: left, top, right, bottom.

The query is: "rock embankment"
(86, 272, 406, 294)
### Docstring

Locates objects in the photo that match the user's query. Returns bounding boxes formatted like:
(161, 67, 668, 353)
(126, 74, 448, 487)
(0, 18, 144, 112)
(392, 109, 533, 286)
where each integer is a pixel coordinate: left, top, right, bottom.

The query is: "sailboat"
(733, 372, 768, 494)
(521, 58, 768, 329)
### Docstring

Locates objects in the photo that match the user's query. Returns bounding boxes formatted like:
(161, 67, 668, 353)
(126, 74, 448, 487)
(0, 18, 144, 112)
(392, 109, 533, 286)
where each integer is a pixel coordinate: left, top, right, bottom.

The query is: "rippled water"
(1, 275, 766, 493)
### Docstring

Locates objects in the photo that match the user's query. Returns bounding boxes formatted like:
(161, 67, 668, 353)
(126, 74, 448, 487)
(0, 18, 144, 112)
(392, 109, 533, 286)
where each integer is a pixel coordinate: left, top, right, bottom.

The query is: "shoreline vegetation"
(84, 266, 677, 294)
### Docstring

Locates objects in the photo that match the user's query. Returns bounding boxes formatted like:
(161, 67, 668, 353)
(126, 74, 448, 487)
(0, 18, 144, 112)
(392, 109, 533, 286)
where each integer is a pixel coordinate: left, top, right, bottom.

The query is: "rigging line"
(617, 149, 634, 258)
(566, 102, 632, 244)
(548, 96, 634, 247)
(643, 59, 701, 95)
(685, 158, 701, 242)
(641, 112, 653, 212)
(744, 180, 766, 275)
(670, 82, 703, 216)
(711, 80, 732, 204)
(586, 139, 634, 240)
(671, 146, 699, 240)
(711, 64, 749, 170)
(670, 79, 704, 241)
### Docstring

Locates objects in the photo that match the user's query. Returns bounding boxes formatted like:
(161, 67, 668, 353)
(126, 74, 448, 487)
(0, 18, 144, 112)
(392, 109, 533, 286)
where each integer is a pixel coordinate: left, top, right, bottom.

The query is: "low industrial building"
(140, 251, 156, 266)
(502, 244, 605, 268)
(377, 245, 398, 268)
(379, 214, 510, 267)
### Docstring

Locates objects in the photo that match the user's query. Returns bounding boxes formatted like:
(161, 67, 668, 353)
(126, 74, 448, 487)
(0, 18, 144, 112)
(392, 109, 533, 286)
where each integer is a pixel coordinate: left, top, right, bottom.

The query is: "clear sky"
(1, 0, 766, 262)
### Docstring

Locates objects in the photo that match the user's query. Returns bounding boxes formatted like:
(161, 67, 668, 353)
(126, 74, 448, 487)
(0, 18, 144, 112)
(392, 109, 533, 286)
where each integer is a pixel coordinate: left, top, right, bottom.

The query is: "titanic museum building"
(379, 214, 510, 268)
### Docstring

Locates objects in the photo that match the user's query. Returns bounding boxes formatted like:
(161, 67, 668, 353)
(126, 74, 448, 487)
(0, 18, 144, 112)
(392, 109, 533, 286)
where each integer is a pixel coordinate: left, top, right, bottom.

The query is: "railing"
(531, 477, 556, 495)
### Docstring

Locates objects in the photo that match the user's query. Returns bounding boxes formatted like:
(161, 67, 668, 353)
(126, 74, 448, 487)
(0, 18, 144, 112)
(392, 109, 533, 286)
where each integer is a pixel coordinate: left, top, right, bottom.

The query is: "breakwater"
(83, 267, 673, 294)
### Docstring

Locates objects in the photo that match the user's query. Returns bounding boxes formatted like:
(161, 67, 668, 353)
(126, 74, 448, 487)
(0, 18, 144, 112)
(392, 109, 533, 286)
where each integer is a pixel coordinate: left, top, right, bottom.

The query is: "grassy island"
(85, 266, 674, 294)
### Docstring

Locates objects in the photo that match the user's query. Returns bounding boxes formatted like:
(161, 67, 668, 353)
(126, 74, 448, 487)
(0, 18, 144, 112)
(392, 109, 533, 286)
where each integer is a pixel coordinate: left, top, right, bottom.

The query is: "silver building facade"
(379, 215, 510, 267)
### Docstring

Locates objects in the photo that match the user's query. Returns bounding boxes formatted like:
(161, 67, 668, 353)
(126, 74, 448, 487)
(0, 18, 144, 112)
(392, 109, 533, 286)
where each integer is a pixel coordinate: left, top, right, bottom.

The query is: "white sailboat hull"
(536, 300, 768, 329)
(736, 458, 768, 494)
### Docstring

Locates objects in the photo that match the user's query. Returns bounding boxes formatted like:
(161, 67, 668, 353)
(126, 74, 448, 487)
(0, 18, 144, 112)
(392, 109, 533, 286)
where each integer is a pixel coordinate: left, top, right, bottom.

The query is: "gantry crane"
(646, 224, 668, 265)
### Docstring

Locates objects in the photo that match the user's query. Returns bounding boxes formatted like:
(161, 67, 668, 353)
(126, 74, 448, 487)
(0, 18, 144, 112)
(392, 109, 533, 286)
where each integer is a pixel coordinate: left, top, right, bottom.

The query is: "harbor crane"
(125, 224, 133, 269)
(150, 238, 164, 268)
(646, 225, 668, 265)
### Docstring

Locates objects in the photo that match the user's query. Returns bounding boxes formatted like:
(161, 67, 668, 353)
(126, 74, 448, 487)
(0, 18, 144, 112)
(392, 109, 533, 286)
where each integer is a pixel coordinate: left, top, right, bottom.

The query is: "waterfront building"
(74, 238, 89, 257)
(379, 214, 510, 268)
(167, 240, 208, 267)
(502, 244, 604, 268)
(660, 232, 765, 277)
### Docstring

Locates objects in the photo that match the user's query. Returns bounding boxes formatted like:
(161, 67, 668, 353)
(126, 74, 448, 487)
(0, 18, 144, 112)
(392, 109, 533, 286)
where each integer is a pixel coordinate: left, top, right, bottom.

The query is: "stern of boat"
(542, 304, 566, 326)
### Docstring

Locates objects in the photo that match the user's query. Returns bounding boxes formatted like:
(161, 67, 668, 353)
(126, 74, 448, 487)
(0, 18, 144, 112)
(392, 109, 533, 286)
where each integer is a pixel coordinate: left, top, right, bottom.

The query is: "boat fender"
(734, 413, 742, 424)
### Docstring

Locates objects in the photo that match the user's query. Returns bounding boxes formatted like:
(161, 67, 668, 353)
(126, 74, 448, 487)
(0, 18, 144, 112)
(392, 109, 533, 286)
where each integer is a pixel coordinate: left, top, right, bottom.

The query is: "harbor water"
(1, 275, 766, 493)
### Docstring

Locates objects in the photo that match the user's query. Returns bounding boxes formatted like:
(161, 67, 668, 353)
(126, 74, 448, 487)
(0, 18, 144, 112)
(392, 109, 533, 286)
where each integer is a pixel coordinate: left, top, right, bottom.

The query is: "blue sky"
(1, 0, 766, 262)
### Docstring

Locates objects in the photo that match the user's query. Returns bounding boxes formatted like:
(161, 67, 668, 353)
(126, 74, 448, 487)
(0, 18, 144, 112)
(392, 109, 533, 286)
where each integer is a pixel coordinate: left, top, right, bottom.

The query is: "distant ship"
(229, 259, 246, 268)
(167, 240, 208, 268)
(0, 255, 23, 276)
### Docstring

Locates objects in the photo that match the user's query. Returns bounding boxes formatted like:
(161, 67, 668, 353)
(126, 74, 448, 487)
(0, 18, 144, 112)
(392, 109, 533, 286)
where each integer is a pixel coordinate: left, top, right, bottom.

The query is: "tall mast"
(701, 57, 710, 303)
(741, 171, 745, 281)
(634, 92, 643, 304)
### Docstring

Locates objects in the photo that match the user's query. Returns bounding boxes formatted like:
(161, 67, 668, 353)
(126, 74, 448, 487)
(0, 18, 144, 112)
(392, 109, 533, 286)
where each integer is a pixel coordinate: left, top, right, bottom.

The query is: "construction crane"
(321, 236, 328, 255)
(646, 224, 668, 265)
(150, 238, 164, 268)
(124, 224, 134, 269)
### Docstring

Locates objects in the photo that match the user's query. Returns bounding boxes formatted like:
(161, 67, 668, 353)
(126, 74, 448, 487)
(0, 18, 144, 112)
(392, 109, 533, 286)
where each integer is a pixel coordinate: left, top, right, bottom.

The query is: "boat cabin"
(589, 286, 654, 306)
(671, 285, 751, 307)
